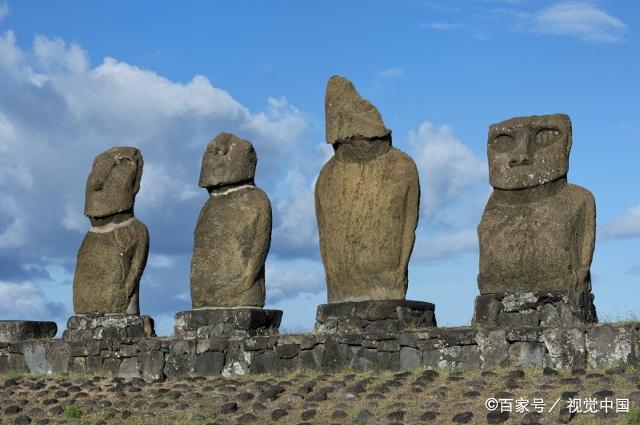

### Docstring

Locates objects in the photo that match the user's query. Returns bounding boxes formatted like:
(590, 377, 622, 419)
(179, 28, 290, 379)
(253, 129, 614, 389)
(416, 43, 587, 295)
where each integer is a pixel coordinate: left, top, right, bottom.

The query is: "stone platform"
(174, 308, 283, 338)
(472, 291, 597, 328)
(1, 322, 638, 379)
(315, 300, 436, 333)
(62, 314, 155, 341)
(0, 321, 57, 343)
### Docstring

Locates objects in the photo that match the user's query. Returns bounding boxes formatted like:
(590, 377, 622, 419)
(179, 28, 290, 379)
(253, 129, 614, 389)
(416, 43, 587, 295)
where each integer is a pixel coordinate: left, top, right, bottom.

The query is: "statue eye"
(491, 134, 515, 153)
(535, 128, 562, 147)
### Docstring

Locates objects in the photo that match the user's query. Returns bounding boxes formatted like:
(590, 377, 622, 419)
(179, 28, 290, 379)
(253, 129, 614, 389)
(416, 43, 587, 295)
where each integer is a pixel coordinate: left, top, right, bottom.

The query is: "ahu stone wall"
(1, 322, 639, 380)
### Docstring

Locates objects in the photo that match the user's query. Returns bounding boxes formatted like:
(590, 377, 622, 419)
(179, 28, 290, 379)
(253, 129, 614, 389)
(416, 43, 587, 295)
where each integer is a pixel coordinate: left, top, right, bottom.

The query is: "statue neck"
(334, 137, 391, 162)
(89, 210, 134, 227)
(492, 177, 567, 204)
(208, 181, 255, 197)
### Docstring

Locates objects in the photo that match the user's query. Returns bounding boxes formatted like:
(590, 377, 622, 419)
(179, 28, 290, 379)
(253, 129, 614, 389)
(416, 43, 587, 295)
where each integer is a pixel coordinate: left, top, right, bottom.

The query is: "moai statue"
(73, 147, 148, 315)
(473, 114, 597, 327)
(175, 133, 281, 338)
(67, 147, 154, 340)
(314, 76, 435, 333)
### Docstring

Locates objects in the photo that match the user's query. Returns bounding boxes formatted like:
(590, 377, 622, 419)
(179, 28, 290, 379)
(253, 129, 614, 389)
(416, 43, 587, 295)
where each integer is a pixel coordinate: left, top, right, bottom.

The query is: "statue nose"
(508, 156, 531, 167)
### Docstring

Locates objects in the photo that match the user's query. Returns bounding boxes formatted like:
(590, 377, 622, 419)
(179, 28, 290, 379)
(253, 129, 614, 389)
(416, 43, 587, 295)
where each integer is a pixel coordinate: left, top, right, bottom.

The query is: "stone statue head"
(488, 114, 572, 190)
(325, 75, 390, 145)
(84, 146, 143, 218)
(199, 132, 257, 189)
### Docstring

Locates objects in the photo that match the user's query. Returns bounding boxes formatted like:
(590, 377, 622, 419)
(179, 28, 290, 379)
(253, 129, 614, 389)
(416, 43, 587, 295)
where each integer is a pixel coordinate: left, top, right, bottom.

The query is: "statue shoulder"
(564, 183, 595, 208)
(249, 187, 272, 212)
(387, 147, 419, 181)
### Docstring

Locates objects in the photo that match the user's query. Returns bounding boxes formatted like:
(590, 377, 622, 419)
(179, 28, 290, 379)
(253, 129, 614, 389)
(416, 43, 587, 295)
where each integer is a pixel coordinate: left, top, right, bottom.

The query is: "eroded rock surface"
(190, 133, 272, 308)
(478, 114, 596, 295)
(73, 147, 148, 315)
(316, 76, 420, 303)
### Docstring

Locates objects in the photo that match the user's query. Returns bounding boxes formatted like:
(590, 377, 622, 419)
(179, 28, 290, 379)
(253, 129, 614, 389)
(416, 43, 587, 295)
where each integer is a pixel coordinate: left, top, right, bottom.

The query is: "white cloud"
(0, 29, 312, 320)
(0, 281, 66, 320)
(61, 203, 86, 232)
(0, 194, 27, 248)
(265, 263, 325, 304)
(407, 121, 488, 262)
(603, 204, 640, 239)
(0, 161, 32, 189)
(0, 215, 26, 248)
(0, 2, 8, 22)
(0, 30, 307, 234)
(33, 35, 89, 75)
(531, 1, 626, 43)
(419, 2, 626, 44)
(409, 121, 487, 221)
(272, 167, 319, 258)
(147, 254, 177, 270)
(413, 229, 478, 261)
(378, 66, 405, 79)
(137, 163, 200, 209)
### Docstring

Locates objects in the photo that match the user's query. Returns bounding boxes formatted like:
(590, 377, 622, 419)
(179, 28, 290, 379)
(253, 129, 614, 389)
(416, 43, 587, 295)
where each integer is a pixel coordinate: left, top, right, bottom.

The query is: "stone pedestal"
(315, 300, 437, 334)
(174, 308, 282, 338)
(62, 314, 155, 341)
(472, 291, 597, 328)
(0, 321, 57, 342)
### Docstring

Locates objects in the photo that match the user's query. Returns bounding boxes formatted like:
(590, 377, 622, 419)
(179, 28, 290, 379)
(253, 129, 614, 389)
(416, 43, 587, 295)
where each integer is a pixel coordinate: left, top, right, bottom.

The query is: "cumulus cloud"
(147, 254, 178, 270)
(271, 169, 319, 259)
(603, 204, 640, 239)
(0, 29, 310, 322)
(413, 230, 478, 262)
(0, 281, 66, 321)
(530, 2, 626, 43)
(408, 121, 488, 262)
(0, 194, 28, 248)
(270, 143, 331, 260)
(61, 203, 86, 232)
(265, 263, 325, 304)
(409, 121, 487, 222)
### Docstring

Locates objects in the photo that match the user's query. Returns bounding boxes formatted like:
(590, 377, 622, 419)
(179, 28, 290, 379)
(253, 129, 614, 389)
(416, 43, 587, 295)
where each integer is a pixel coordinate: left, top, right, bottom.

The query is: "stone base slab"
(174, 308, 283, 338)
(62, 314, 155, 341)
(315, 300, 437, 333)
(472, 291, 597, 328)
(0, 321, 57, 343)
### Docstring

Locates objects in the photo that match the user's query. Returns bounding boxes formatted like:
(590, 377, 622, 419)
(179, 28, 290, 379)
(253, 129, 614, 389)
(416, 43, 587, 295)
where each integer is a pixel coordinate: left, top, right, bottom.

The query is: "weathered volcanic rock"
(478, 114, 596, 295)
(315, 75, 420, 303)
(315, 300, 436, 333)
(0, 321, 57, 343)
(73, 146, 149, 315)
(174, 308, 282, 338)
(190, 133, 272, 308)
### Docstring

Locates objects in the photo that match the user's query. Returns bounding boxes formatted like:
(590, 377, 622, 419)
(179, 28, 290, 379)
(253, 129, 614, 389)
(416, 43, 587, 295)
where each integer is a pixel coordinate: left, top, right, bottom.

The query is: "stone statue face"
(488, 114, 572, 190)
(84, 147, 143, 218)
(199, 132, 256, 189)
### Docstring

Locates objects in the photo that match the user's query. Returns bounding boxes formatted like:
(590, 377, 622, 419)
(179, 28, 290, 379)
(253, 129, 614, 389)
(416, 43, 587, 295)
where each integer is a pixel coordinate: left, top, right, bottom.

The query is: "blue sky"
(0, 1, 638, 335)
